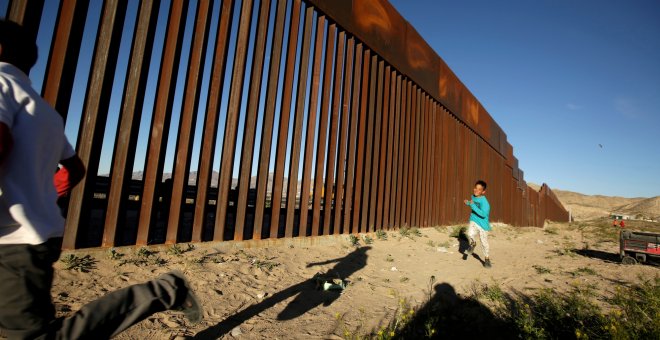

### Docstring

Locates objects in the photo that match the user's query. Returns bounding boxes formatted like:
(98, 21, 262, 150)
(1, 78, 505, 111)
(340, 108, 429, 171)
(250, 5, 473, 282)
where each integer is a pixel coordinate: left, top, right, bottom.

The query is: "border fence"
(3, 0, 569, 249)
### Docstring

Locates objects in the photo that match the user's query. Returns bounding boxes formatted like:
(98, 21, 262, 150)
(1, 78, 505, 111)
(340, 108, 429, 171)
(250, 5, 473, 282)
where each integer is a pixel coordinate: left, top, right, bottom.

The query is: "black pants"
(0, 238, 187, 339)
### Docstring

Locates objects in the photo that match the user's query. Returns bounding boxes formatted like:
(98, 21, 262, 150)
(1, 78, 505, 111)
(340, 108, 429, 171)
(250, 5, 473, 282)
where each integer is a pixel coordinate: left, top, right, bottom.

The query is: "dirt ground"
(8, 221, 659, 339)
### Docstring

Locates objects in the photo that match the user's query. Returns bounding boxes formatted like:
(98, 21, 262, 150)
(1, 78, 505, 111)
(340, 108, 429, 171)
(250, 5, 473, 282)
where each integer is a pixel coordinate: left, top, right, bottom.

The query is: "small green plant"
(373, 297, 415, 339)
(108, 248, 124, 260)
(375, 230, 388, 240)
(426, 240, 435, 247)
(251, 258, 280, 271)
(167, 243, 185, 256)
(148, 255, 166, 266)
(533, 265, 552, 274)
(399, 227, 411, 238)
(544, 227, 559, 235)
(167, 243, 195, 256)
(437, 240, 451, 248)
(567, 267, 598, 277)
(426, 275, 436, 302)
(424, 319, 437, 338)
(576, 267, 597, 275)
(136, 247, 152, 258)
(554, 247, 577, 257)
(204, 254, 226, 264)
(469, 281, 506, 304)
(120, 247, 166, 266)
(363, 235, 374, 245)
(410, 227, 422, 238)
(195, 251, 226, 264)
(60, 254, 97, 272)
(482, 285, 506, 303)
(386, 254, 394, 262)
(348, 234, 360, 247)
(189, 256, 204, 264)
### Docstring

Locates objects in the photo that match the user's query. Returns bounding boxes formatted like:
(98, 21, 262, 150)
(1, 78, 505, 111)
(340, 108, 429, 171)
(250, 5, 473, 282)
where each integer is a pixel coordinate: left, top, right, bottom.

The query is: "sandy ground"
(5, 222, 659, 339)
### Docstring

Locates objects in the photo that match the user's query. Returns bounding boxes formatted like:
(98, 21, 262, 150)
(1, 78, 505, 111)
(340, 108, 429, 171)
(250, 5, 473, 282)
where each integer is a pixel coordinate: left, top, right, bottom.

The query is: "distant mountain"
(528, 183, 656, 220)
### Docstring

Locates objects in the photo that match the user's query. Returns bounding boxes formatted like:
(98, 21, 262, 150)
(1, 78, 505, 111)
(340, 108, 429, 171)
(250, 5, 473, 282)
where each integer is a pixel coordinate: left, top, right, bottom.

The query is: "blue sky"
(389, 0, 660, 198)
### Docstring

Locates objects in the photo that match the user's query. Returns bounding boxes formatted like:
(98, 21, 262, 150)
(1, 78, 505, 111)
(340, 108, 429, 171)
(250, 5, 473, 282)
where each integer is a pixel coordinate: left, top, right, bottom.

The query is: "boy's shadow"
(458, 233, 470, 259)
(457, 231, 485, 265)
(470, 253, 486, 266)
(193, 246, 370, 339)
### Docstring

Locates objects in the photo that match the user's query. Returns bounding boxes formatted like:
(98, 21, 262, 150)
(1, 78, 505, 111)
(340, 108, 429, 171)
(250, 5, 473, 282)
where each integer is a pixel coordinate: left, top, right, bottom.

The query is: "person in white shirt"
(0, 19, 200, 339)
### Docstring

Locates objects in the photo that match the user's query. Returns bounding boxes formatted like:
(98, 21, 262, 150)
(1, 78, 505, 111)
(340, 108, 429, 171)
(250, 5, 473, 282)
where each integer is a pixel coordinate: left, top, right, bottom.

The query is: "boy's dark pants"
(0, 238, 186, 339)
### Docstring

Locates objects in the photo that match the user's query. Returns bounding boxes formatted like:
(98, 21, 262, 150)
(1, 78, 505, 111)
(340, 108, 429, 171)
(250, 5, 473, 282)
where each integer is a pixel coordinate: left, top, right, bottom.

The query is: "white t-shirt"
(0, 62, 76, 245)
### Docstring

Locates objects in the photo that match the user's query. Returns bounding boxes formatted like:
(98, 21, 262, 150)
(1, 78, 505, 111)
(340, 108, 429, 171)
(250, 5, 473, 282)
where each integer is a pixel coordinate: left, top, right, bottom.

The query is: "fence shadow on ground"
(193, 246, 371, 339)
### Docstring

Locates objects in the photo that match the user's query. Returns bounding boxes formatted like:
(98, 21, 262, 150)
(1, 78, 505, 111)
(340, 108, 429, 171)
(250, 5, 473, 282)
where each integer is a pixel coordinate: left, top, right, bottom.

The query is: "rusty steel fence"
(3, 0, 569, 249)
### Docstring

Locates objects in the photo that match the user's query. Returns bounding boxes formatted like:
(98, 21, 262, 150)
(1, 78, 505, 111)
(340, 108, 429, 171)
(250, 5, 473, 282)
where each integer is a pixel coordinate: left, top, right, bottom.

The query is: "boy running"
(464, 180, 492, 268)
(0, 20, 201, 339)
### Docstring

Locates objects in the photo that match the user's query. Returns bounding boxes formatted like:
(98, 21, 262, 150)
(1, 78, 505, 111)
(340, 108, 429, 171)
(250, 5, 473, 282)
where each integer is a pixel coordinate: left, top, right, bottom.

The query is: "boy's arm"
(469, 200, 490, 219)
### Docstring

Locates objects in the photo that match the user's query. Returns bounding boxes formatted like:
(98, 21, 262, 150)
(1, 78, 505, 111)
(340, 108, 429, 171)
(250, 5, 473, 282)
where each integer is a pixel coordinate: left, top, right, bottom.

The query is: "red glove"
(54, 167, 72, 197)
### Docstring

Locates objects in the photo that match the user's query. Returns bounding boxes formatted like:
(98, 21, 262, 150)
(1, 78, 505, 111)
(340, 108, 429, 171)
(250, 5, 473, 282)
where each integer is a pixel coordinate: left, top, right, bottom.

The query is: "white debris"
(231, 326, 243, 337)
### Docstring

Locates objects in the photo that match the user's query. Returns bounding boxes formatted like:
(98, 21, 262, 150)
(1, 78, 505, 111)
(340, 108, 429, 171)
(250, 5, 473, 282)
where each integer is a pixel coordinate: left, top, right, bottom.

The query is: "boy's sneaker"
(171, 271, 202, 323)
(484, 258, 492, 268)
(466, 240, 476, 255)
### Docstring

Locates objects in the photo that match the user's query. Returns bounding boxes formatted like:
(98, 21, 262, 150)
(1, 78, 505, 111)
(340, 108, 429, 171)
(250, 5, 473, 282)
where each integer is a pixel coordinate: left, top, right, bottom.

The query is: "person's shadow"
(193, 246, 370, 339)
(395, 282, 511, 339)
(457, 229, 486, 265)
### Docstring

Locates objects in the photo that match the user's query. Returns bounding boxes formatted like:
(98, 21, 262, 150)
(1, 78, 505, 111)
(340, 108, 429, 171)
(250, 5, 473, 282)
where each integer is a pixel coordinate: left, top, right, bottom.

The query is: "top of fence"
(306, 0, 511, 161)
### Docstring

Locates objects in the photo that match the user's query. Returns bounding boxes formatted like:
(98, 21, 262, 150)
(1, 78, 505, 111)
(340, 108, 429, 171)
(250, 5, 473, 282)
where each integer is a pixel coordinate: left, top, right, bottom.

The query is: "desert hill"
(528, 183, 658, 221)
(616, 196, 660, 220)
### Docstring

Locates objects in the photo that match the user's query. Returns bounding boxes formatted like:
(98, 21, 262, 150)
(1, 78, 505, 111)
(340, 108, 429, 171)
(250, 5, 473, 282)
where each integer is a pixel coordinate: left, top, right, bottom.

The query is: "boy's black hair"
(475, 180, 487, 190)
(0, 19, 39, 73)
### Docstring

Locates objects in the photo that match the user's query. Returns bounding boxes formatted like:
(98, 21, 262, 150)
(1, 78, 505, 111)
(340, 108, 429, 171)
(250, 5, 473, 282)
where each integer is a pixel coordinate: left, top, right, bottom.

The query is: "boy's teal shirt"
(466, 195, 491, 231)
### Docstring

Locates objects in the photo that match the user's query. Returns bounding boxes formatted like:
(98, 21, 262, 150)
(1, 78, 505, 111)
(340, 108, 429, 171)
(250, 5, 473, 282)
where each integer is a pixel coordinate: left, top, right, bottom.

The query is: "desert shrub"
(349, 234, 360, 247)
(607, 276, 660, 339)
(60, 254, 97, 272)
